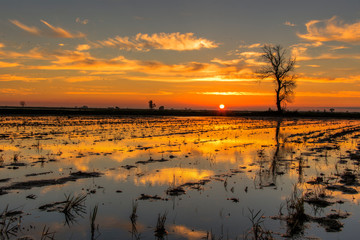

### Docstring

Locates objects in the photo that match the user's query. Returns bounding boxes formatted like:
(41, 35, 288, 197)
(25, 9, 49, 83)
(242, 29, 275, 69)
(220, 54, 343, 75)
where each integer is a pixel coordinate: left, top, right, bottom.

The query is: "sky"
(1, 0, 360, 110)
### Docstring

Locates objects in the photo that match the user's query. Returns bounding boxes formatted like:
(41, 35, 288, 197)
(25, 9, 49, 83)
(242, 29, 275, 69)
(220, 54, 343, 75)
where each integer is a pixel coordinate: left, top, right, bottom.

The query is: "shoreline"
(1, 106, 360, 119)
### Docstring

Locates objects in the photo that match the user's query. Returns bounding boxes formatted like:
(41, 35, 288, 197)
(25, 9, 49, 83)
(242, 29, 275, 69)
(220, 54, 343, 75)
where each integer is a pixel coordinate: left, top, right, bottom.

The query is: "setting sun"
(219, 104, 225, 109)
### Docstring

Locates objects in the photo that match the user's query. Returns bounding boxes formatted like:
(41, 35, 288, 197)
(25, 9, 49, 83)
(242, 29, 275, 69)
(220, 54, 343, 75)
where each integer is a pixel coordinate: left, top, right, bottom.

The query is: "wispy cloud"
(65, 76, 100, 82)
(0, 88, 35, 95)
(76, 44, 91, 51)
(0, 61, 20, 68)
(75, 17, 88, 25)
(10, 19, 85, 38)
(238, 43, 262, 49)
(18, 49, 258, 82)
(329, 45, 349, 51)
(0, 43, 5, 48)
(197, 91, 272, 96)
(298, 16, 360, 43)
(66, 91, 172, 95)
(9, 20, 40, 35)
(0, 74, 47, 82)
(98, 32, 218, 51)
(284, 21, 296, 27)
(0, 47, 50, 60)
(297, 91, 360, 98)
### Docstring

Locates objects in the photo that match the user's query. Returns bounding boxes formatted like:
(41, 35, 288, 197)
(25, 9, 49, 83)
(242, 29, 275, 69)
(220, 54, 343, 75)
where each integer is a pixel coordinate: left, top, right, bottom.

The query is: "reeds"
(90, 204, 99, 240)
(40, 225, 55, 240)
(130, 200, 139, 239)
(245, 209, 273, 240)
(0, 205, 21, 237)
(154, 212, 167, 238)
(130, 200, 138, 225)
(62, 193, 87, 225)
(285, 184, 307, 236)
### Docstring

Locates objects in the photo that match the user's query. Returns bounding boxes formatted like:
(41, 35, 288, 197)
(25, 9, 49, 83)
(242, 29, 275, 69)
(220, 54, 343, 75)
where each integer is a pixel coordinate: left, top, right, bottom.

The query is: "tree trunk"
(276, 89, 282, 112)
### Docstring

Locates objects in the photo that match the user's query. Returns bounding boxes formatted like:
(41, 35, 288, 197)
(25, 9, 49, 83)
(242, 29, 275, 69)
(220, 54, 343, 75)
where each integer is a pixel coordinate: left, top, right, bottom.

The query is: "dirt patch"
(0, 178, 11, 183)
(25, 171, 53, 177)
(0, 171, 102, 193)
(326, 185, 358, 194)
(166, 186, 186, 196)
(135, 157, 169, 165)
(138, 194, 167, 201)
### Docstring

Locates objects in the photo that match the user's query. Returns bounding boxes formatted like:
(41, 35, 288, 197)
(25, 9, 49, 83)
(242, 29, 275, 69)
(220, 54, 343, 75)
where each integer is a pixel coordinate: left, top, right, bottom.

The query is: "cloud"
(297, 74, 360, 83)
(98, 32, 218, 51)
(26, 50, 257, 82)
(65, 91, 173, 95)
(9, 20, 40, 35)
(298, 16, 360, 43)
(0, 88, 35, 95)
(10, 19, 85, 38)
(0, 43, 5, 48)
(197, 91, 272, 96)
(0, 47, 53, 60)
(65, 76, 98, 82)
(169, 225, 207, 240)
(0, 61, 20, 68)
(238, 43, 262, 49)
(76, 44, 91, 51)
(40, 20, 85, 38)
(297, 91, 360, 98)
(284, 21, 296, 27)
(75, 17, 88, 25)
(0, 74, 47, 82)
(329, 45, 349, 50)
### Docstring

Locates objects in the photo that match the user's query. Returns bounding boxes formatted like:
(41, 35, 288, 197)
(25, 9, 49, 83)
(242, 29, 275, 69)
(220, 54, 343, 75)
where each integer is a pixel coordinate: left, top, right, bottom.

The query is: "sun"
(219, 104, 225, 109)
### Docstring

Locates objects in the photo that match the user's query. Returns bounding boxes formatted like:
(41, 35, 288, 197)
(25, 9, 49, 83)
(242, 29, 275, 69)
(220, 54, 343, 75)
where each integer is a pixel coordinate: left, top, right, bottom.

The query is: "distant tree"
(149, 100, 156, 109)
(257, 45, 296, 112)
(159, 106, 165, 111)
(20, 101, 26, 107)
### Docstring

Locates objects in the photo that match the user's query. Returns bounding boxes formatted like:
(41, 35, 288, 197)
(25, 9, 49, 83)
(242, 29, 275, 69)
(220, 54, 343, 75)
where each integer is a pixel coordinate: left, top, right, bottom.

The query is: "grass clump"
(285, 184, 308, 237)
(40, 225, 55, 240)
(90, 204, 100, 240)
(154, 212, 167, 239)
(244, 209, 273, 240)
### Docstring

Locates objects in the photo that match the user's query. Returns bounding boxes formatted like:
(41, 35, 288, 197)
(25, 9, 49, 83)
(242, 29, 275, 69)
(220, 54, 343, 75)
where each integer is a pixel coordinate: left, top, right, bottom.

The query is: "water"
(0, 116, 359, 239)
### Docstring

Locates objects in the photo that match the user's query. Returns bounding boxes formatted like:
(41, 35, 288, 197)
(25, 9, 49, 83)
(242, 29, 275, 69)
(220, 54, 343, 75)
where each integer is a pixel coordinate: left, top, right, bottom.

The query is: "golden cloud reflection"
(135, 168, 214, 186)
(169, 225, 207, 240)
(106, 168, 214, 186)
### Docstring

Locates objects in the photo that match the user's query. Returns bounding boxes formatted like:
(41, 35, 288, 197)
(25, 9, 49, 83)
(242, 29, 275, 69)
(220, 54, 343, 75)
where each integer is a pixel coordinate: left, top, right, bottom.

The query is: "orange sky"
(1, 1, 360, 110)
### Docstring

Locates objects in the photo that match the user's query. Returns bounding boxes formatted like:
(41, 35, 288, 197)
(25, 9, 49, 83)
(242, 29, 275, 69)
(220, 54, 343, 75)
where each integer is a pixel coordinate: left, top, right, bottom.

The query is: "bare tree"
(20, 101, 26, 107)
(257, 45, 296, 112)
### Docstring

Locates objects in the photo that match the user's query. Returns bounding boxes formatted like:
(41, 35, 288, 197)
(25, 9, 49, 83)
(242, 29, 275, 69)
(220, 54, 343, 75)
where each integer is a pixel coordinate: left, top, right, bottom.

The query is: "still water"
(0, 116, 360, 239)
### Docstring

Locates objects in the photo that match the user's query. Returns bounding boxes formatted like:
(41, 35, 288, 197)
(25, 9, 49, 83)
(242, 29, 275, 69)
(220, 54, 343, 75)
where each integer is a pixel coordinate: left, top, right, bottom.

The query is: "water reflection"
(0, 116, 360, 239)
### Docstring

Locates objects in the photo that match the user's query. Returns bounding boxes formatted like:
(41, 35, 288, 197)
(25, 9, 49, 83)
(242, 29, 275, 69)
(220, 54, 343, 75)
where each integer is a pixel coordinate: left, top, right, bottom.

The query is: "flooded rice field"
(1, 116, 360, 239)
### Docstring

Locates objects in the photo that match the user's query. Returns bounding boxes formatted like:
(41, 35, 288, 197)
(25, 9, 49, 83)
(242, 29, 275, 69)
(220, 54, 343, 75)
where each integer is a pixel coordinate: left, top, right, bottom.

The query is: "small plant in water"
(285, 184, 308, 237)
(0, 205, 21, 237)
(154, 212, 167, 239)
(130, 200, 138, 224)
(62, 193, 87, 225)
(129, 200, 140, 239)
(90, 204, 100, 240)
(245, 208, 273, 240)
(40, 225, 55, 240)
(12, 153, 20, 163)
